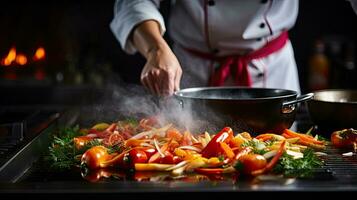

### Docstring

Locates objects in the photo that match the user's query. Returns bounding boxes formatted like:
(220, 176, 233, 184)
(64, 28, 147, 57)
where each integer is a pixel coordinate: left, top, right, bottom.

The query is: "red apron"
(184, 31, 289, 87)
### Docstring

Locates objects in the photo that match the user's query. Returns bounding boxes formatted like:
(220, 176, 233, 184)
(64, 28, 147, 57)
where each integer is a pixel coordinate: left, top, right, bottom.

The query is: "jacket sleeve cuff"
(110, 1, 166, 54)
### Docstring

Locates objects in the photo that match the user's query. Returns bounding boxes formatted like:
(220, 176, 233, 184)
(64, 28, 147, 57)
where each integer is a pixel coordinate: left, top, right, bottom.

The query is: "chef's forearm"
(132, 20, 170, 59)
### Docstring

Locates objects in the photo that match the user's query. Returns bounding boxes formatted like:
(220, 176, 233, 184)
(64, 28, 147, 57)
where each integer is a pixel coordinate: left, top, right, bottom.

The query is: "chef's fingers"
(160, 69, 175, 96)
(150, 70, 162, 96)
(174, 67, 182, 92)
(141, 73, 157, 96)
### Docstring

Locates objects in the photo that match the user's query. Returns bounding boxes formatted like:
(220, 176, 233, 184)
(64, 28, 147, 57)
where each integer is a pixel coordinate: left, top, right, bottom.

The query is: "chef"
(110, 0, 301, 96)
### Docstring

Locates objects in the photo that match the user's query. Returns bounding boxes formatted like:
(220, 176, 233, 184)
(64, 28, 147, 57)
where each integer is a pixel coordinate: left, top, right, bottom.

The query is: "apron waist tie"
(183, 31, 289, 87)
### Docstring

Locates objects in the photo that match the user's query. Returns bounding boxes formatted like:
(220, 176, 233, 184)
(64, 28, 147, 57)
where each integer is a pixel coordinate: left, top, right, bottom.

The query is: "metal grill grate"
(319, 146, 357, 180)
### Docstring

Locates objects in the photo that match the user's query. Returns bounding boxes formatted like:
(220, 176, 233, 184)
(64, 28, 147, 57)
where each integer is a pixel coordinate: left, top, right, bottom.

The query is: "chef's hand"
(141, 44, 182, 96)
(132, 20, 182, 96)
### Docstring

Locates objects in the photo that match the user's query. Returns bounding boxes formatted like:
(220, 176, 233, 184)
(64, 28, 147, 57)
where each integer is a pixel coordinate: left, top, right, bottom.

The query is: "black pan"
(307, 89, 357, 130)
(174, 87, 313, 135)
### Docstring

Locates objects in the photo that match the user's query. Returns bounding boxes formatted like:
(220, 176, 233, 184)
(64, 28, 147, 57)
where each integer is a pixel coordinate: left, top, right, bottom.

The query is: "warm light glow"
(1, 47, 17, 66)
(15, 54, 28, 65)
(33, 47, 45, 61)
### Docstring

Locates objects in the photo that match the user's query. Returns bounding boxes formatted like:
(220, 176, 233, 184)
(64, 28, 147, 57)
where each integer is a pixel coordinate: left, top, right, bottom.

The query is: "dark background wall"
(0, 0, 356, 92)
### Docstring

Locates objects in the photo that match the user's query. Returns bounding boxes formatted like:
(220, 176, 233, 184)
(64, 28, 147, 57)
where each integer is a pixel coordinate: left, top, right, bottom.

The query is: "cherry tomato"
(114, 148, 155, 169)
(148, 150, 175, 164)
(81, 146, 110, 169)
(128, 149, 148, 165)
(173, 155, 183, 164)
(236, 154, 267, 175)
(331, 129, 357, 149)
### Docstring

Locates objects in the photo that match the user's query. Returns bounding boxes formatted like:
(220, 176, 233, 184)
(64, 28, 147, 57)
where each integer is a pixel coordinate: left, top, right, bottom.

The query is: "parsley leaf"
(272, 148, 323, 178)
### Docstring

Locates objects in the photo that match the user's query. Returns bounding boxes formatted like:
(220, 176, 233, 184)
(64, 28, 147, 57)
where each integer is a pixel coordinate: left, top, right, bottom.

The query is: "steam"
(75, 75, 252, 134)
(76, 75, 231, 134)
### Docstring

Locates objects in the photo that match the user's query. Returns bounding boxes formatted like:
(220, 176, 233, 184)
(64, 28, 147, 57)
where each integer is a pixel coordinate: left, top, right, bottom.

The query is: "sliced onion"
(286, 150, 304, 159)
(204, 132, 211, 143)
(191, 134, 199, 143)
(130, 123, 172, 140)
(342, 152, 354, 157)
(314, 152, 328, 156)
(140, 143, 154, 148)
(154, 138, 165, 158)
(171, 165, 187, 176)
(166, 160, 189, 171)
(263, 150, 277, 159)
(86, 133, 98, 138)
(178, 145, 201, 152)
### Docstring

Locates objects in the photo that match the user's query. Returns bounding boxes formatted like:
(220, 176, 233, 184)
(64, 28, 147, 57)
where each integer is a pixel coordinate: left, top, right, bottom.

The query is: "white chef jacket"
(110, 0, 301, 93)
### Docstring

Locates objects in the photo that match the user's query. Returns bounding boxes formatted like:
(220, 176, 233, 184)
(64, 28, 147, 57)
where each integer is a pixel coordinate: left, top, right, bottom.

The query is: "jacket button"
(261, 0, 268, 3)
(208, 0, 215, 6)
(259, 23, 265, 28)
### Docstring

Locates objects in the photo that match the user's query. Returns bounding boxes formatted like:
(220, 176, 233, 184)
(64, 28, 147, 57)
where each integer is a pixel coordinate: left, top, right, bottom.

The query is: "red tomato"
(173, 156, 183, 164)
(331, 131, 349, 148)
(128, 149, 148, 165)
(236, 154, 267, 175)
(147, 150, 175, 164)
(81, 146, 110, 169)
(331, 129, 357, 148)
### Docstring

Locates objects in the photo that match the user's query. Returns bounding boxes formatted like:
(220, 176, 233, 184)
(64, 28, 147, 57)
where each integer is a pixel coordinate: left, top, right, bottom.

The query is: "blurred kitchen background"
(0, 0, 356, 96)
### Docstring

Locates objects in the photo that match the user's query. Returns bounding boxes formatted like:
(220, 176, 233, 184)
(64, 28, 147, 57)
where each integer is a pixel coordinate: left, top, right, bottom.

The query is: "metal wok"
(307, 89, 357, 130)
(174, 87, 313, 135)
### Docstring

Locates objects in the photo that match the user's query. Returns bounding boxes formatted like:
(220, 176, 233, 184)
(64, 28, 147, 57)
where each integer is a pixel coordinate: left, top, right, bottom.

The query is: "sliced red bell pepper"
(194, 168, 224, 175)
(201, 127, 234, 158)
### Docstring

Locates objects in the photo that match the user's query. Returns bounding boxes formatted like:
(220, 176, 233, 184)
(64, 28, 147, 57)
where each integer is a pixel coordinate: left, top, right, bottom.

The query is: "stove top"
(1, 103, 357, 194)
(0, 107, 61, 182)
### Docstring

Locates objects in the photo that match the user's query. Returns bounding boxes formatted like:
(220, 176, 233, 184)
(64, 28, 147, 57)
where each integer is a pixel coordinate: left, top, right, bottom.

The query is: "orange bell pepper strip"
(219, 142, 235, 160)
(201, 127, 234, 158)
(255, 135, 273, 142)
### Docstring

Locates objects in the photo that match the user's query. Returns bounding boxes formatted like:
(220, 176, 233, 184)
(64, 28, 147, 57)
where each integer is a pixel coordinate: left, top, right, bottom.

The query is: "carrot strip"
(284, 129, 324, 145)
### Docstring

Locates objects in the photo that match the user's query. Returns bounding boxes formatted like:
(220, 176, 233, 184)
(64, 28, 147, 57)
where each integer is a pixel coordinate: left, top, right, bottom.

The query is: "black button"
(259, 23, 265, 28)
(261, 0, 268, 4)
(256, 38, 262, 41)
(257, 73, 264, 77)
(208, 0, 215, 6)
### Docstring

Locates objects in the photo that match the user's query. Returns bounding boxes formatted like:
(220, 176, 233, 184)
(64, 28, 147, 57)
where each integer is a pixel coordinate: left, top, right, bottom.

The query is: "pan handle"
(281, 93, 314, 114)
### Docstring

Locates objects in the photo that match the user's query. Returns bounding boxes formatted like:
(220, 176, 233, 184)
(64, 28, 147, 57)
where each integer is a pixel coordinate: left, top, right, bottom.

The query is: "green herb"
(241, 140, 268, 155)
(45, 125, 126, 171)
(304, 126, 328, 142)
(264, 138, 278, 147)
(120, 117, 139, 127)
(45, 126, 83, 171)
(218, 155, 225, 162)
(272, 148, 323, 178)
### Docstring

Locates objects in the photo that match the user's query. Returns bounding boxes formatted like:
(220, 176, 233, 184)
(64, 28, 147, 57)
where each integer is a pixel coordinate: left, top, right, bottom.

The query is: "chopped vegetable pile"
(46, 117, 328, 182)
